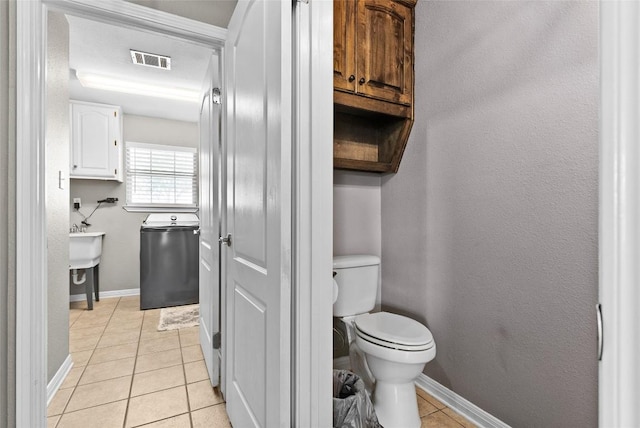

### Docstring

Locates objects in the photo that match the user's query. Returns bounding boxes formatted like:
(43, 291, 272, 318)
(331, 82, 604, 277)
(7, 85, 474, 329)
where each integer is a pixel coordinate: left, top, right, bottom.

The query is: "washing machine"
(140, 213, 199, 310)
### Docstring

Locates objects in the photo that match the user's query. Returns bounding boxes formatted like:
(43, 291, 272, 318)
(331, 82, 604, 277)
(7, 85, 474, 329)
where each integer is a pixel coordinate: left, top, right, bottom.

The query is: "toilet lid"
(354, 312, 433, 349)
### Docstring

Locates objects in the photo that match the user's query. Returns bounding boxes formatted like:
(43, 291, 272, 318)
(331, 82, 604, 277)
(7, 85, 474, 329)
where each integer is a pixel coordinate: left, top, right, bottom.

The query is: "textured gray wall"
(380, 2, 598, 426)
(333, 170, 381, 257)
(0, 1, 16, 426)
(334, 170, 382, 309)
(46, 11, 70, 384)
(69, 115, 198, 294)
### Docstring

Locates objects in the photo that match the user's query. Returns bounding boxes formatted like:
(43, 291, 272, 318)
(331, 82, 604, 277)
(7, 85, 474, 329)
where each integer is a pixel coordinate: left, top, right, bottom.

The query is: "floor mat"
(157, 304, 200, 331)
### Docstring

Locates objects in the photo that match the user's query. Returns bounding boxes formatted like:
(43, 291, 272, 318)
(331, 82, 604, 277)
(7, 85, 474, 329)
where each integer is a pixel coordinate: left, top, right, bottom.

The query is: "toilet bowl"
(333, 255, 437, 428)
(355, 312, 435, 428)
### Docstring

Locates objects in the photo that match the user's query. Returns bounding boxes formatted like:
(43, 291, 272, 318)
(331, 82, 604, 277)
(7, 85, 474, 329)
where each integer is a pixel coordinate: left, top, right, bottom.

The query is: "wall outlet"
(73, 198, 81, 209)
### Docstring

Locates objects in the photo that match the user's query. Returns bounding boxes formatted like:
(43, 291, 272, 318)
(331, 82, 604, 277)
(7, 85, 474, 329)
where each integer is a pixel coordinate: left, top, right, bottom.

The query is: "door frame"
(15, 0, 333, 426)
(599, 1, 640, 425)
(291, 0, 333, 425)
(15, 2, 226, 424)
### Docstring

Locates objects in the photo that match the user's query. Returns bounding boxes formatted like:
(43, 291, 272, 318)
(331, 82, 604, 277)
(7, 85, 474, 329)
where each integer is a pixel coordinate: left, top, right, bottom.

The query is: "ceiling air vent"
(130, 50, 171, 70)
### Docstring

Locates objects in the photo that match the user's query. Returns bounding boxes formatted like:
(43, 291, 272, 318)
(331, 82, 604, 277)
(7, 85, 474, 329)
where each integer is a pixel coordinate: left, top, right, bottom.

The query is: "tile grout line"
(416, 387, 476, 427)
(53, 399, 130, 423)
(178, 328, 196, 428)
(59, 298, 120, 419)
(442, 409, 466, 428)
(441, 408, 474, 428)
(130, 412, 191, 428)
(66, 299, 469, 428)
(54, 373, 198, 422)
(122, 299, 146, 428)
(51, 306, 109, 421)
(57, 299, 228, 427)
(63, 373, 132, 392)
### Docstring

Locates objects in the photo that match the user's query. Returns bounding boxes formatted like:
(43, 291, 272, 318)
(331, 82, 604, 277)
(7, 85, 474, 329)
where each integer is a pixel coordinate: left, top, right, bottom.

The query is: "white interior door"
(224, 0, 292, 426)
(199, 54, 221, 387)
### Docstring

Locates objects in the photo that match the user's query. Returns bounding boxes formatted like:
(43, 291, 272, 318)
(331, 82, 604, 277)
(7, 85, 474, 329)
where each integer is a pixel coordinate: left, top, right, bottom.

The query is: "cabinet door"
(70, 103, 121, 180)
(334, 0, 357, 92)
(356, 0, 413, 105)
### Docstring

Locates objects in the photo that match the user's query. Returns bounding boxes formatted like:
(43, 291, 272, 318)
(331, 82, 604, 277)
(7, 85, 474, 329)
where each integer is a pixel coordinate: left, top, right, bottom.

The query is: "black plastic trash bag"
(333, 370, 382, 428)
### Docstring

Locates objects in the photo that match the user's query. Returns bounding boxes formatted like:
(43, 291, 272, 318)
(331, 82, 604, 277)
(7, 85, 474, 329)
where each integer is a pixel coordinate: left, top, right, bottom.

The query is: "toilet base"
(372, 380, 421, 428)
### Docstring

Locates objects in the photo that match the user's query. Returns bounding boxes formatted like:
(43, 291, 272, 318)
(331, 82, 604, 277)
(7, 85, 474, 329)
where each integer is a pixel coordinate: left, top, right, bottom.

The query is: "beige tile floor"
(48, 296, 230, 428)
(415, 387, 477, 428)
(50, 296, 475, 428)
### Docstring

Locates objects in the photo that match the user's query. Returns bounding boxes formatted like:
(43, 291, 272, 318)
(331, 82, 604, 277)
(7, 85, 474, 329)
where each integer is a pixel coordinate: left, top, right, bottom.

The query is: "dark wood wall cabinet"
(334, 0, 417, 173)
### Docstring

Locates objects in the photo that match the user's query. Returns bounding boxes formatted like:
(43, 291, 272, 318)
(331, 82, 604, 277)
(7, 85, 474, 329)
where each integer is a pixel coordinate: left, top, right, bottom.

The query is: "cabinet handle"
(73, 165, 77, 169)
(359, 77, 365, 85)
(348, 75, 355, 82)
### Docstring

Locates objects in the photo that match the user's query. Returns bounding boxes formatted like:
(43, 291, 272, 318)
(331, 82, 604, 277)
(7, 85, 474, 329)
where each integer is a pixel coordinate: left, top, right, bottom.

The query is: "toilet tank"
(333, 255, 380, 317)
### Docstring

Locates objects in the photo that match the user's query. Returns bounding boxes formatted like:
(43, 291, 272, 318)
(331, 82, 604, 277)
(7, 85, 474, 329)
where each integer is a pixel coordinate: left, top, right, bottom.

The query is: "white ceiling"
(125, 0, 237, 29)
(67, 15, 215, 123)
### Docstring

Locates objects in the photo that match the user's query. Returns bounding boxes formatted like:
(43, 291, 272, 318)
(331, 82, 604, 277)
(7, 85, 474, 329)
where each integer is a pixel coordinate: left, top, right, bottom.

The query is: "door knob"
(219, 233, 232, 246)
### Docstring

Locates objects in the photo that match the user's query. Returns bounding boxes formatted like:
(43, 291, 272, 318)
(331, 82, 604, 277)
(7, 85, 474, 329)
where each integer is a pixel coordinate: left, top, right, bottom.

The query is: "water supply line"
(75, 197, 118, 227)
(71, 269, 86, 285)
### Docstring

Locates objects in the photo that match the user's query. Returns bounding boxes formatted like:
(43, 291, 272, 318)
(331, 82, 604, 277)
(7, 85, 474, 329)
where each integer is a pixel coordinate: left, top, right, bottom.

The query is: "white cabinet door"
(70, 101, 122, 181)
(224, 0, 292, 426)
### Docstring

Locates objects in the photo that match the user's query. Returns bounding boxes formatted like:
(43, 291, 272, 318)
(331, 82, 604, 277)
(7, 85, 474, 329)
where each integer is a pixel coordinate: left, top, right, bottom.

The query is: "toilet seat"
(356, 328, 434, 351)
(354, 312, 434, 351)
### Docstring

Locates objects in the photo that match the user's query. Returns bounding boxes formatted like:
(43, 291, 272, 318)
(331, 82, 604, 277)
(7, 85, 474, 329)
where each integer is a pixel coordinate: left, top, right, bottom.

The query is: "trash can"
(333, 370, 382, 428)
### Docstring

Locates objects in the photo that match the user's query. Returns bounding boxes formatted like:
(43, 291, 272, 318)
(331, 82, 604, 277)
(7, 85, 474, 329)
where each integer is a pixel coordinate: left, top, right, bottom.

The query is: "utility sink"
(69, 232, 105, 269)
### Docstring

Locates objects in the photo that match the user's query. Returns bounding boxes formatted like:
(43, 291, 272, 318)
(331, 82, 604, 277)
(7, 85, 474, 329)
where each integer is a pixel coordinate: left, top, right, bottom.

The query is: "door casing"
(599, 1, 640, 425)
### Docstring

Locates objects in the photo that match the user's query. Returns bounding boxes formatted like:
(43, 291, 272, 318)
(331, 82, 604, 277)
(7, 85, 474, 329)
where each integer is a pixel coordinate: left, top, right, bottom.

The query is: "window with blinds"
(126, 142, 198, 208)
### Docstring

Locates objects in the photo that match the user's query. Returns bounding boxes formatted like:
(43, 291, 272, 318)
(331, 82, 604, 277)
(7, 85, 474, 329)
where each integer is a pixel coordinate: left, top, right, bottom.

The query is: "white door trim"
(16, 3, 47, 424)
(599, 1, 640, 426)
(46, 0, 227, 44)
(15, 2, 225, 425)
(291, 0, 333, 426)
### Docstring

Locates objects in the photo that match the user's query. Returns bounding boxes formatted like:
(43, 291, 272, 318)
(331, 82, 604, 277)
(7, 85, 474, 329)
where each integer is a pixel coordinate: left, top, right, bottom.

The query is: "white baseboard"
(47, 355, 73, 406)
(70, 288, 140, 302)
(415, 374, 511, 428)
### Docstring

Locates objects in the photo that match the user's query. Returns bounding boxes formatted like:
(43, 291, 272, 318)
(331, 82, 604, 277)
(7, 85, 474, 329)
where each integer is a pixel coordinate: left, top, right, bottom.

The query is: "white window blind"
(126, 142, 198, 208)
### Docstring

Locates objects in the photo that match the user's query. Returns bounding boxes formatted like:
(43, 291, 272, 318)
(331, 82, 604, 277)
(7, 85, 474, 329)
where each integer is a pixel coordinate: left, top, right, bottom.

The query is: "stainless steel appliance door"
(140, 226, 199, 309)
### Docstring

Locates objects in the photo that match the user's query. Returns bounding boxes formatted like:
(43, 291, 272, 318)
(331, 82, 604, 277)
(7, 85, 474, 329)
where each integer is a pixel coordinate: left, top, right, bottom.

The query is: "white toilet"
(333, 255, 436, 428)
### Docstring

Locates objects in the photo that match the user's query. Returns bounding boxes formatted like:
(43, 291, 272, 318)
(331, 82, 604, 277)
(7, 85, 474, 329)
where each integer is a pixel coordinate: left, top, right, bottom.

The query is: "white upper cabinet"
(70, 101, 123, 181)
